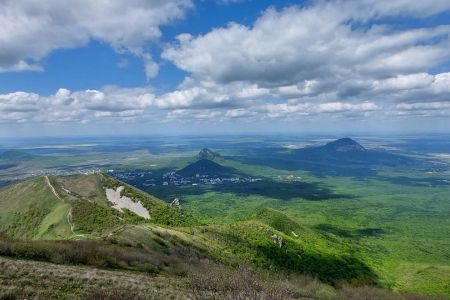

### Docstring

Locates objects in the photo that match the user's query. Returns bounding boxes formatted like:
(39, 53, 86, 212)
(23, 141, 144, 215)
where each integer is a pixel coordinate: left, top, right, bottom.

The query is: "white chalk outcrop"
(105, 186, 150, 219)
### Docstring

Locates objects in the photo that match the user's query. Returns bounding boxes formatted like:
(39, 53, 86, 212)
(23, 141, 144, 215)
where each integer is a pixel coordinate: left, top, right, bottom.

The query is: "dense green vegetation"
(0, 137, 449, 298)
(137, 153, 450, 296)
(199, 221, 377, 286)
(71, 200, 122, 233)
(0, 174, 200, 240)
(2, 254, 433, 300)
(118, 182, 202, 227)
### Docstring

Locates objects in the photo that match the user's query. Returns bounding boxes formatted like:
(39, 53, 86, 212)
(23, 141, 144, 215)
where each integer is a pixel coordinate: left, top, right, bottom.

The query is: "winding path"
(67, 208, 75, 233)
(45, 176, 84, 238)
(45, 176, 61, 200)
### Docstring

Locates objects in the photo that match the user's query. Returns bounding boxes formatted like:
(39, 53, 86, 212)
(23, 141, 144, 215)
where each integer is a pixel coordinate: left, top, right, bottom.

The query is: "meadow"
(140, 165, 450, 295)
(1, 135, 449, 297)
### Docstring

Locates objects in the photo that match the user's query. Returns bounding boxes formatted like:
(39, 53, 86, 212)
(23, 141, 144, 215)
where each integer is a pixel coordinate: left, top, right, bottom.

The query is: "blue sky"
(1, 0, 450, 137)
(0, 0, 301, 95)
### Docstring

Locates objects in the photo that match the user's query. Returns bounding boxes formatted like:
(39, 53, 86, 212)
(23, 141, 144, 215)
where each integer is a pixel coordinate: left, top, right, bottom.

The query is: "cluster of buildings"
(0, 167, 105, 187)
(161, 171, 261, 186)
(276, 174, 302, 182)
(109, 170, 153, 181)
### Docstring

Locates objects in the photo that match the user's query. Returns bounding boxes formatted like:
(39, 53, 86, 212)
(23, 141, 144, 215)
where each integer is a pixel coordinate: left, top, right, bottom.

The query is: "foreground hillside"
(0, 174, 447, 299)
(1, 242, 435, 300)
(0, 174, 197, 240)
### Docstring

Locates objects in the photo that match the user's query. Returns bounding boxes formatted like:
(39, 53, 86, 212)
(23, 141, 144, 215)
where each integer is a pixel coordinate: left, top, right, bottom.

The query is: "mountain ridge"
(0, 173, 198, 239)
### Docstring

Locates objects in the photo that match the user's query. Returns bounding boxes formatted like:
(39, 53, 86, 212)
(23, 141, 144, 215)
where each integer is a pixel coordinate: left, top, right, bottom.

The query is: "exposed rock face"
(324, 138, 366, 152)
(105, 186, 150, 219)
(197, 148, 220, 160)
(170, 198, 181, 209)
(271, 234, 283, 248)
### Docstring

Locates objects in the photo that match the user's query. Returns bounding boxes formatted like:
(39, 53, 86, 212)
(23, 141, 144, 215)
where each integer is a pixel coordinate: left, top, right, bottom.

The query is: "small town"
(108, 169, 261, 187)
(161, 171, 262, 186)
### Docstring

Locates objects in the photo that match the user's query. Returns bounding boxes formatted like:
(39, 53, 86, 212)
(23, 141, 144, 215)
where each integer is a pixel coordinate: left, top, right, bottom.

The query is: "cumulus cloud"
(163, 3, 450, 86)
(0, 0, 193, 76)
(156, 0, 450, 124)
(261, 101, 380, 118)
(0, 87, 155, 123)
(2, 0, 450, 129)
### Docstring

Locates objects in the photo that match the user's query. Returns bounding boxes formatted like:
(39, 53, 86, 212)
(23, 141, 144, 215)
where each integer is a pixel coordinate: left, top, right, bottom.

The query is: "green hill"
(0, 175, 440, 299)
(0, 175, 375, 284)
(251, 207, 312, 236)
(0, 174, 199, 240)
(177, 159, 238, 177)
(292, 138, 417, 167)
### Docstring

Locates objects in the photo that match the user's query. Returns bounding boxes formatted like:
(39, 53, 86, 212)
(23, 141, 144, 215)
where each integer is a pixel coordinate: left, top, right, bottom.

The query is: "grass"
(1, 153, 449, 297)
(0, 173, 201, 240)
(0, 177, 63, 239)
(136, 159, 450, 296)
(196, 220, 377, 286)
(0, 256, 185, 299)
(0, 235, 438, 300)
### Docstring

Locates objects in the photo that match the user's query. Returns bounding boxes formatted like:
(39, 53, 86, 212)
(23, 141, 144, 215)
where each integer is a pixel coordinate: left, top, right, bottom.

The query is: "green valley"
(0, 137, 449, 299)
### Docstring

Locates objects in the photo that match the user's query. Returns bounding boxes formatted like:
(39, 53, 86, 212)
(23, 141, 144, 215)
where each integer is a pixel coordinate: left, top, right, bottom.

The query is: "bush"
(83, 288, 147, 300)
(0, 235, 160, 275)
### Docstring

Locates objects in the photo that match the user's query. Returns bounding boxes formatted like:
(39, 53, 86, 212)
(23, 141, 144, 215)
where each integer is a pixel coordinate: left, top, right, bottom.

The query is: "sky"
(1, 0, 450, 137)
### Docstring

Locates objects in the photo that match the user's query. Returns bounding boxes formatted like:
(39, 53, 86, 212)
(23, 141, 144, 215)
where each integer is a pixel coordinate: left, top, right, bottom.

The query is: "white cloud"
(396, 102, 450, 111)
(0, 0, 193, 75)
(0, 60, 43, 72)
(2, 0, 450, 129)
(261, 101, 380, 118)
(317, 102, 379, 113)
(225, 108, 257, 118)
(157, 1, 450, 124)
(373, 73, 435, 92)
(167, 109, 221, 120)
(0, 87, 156, 123)
(163, 3, 450, 87)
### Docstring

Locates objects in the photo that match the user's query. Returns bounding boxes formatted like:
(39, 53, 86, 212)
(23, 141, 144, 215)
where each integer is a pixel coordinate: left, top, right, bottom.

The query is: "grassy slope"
(0, 177, 70, 239)
(0, 174, 199, 240)
(1, 169, 448, 297)
(140, 158, 450, 296)
(0, 222, 442, 300)
(0, 174, 385, 290)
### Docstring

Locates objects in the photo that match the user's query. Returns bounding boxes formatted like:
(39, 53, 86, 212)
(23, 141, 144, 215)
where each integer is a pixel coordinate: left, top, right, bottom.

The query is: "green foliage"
(71, 200, 122, 233)
(118, 183, 202, 227)
(251, 207, 309, 236)
(202, 221, 377, 286)
(148, 204, 201, 227)
(3, 207, 49, 239)
(0, 177, 67, 239)
(143, 161, 450, 296)
(122, 209, 146, 224)
(1, 169, 448, 297)
(0, 234, 160, 274)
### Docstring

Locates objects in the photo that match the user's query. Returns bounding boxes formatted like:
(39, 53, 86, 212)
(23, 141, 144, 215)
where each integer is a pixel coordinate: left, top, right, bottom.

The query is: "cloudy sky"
(1, 0, 450, 137)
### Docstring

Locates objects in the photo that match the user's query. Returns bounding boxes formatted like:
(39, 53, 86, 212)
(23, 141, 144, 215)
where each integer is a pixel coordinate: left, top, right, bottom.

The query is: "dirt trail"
(67, 208, 75, 233)
(66, 207, 86, 238)
(45, 176, 61, 200)
(45, 176, 83, 237)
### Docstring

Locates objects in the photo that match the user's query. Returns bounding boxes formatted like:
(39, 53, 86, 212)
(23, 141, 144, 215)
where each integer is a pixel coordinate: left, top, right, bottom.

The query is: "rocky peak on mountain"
(197, 148, 220, 160)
